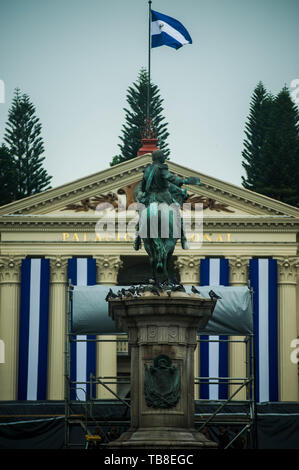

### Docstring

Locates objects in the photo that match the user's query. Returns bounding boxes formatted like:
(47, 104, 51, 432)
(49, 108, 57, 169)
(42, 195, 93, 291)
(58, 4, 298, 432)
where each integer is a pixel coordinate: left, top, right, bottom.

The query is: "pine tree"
(110, 68, 170, 166)
(261, 86, 299, 206)
(0, 144, 17, 206)
(242, 83, 299, 206)
(241, 81, 273, 191)
(4, 88, 52, 199)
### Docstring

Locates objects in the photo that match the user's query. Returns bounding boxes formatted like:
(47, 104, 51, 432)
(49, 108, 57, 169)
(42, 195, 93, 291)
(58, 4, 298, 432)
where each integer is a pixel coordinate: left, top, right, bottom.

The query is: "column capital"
(227, 256, 251, 286)
(174, 255, 204, 285)
(0, 255, 23, 283)
(276, 257, 299, 285)
(95, 255, 123, 285)
(48, 256, 69, 283)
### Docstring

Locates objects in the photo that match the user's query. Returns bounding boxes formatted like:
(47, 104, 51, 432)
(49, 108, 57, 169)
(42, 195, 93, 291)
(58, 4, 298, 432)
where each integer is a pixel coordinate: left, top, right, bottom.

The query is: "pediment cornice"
(0, 155, 152, 216)
(166, 162, 299, 217)
(0, 154, 298, 218)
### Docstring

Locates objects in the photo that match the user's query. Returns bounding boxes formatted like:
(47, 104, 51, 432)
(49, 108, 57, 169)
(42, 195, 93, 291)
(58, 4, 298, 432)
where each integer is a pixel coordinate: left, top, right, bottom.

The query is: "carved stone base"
(109, 428, 216, 449)
(108, 293, 217, 449)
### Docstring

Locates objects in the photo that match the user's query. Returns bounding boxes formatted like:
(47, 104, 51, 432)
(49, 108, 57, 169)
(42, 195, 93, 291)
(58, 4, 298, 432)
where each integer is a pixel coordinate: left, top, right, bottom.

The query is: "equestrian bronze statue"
(134, 150, 200, 281)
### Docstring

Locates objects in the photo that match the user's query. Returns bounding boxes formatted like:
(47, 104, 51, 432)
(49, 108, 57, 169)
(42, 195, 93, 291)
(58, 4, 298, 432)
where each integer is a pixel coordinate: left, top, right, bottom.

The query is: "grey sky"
(0, 0, 298, 189)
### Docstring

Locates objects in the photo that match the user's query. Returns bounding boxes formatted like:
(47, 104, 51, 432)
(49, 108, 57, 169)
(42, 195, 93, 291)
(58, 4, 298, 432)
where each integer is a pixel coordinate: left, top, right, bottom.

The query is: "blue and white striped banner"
(68, 258, 97, 401)
(250, 258, 278, 402)
(18, 258, 50, 400)
(199, 258, 229, 400)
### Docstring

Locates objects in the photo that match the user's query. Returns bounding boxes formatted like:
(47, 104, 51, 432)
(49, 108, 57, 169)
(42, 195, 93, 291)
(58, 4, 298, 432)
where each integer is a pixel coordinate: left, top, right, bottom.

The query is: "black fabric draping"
(0, 401, 298, 449)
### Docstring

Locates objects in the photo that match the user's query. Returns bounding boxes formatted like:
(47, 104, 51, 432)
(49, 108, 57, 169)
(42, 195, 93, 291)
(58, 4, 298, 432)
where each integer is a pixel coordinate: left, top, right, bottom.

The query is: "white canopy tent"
(71, 285, 253, 336)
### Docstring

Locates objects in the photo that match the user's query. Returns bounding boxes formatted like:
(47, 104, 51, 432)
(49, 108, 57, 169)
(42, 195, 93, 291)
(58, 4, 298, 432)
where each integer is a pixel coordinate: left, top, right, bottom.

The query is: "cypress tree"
(241, 81, 273, 191)
(0, 144, 17, 206)
(110, 68, 170, 166)
(261, 86, 299, 206)
(4, 88, 52, 199)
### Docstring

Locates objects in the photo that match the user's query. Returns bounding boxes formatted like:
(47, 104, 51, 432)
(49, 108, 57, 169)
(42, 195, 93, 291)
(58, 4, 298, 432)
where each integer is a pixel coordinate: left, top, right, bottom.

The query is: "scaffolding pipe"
(197, 379, 251, 433)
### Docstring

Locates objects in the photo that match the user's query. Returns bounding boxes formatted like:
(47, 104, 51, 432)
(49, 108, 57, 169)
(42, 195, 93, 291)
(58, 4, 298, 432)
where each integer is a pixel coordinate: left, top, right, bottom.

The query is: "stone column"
(277, 257, 299, 401)
(47, 256, 68, 399)
(175, 255, 203, 400)
(0, 256, 22, 400)
(95, 255, 123, 399)
(228, 256, 251, 400)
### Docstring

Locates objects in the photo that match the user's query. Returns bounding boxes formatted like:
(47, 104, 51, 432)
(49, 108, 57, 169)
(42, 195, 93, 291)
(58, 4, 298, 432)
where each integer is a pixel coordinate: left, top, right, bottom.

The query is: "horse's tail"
(152, 237, 166, 273)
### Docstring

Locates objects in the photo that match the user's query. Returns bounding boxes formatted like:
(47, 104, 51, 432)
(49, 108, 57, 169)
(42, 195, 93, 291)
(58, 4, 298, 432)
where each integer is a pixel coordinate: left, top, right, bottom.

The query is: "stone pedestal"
(108, 293, 217, 448)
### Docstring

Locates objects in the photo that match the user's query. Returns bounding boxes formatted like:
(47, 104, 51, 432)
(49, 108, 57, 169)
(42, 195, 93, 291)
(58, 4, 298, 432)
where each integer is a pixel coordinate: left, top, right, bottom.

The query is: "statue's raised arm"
(183, 176, 201, 186)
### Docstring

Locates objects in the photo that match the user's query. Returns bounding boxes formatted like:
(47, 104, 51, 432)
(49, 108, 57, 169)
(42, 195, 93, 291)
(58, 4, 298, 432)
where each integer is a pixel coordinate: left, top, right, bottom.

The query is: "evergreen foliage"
(3, 88, 52, 200)
(242, 83, 299, 207)
(110, 68, 170, 166)
(0, 144, 17, 206)
(241, 82, 272, 191)
(261, 87, 299, 206)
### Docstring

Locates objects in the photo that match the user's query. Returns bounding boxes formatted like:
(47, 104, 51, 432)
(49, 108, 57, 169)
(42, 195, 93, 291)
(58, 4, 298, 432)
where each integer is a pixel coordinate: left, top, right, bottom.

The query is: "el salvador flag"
(151, 10, 192, 50)
(18, 258, 50, 400)
(249, 258, 278, 402)
(68, 258, 97, 401)
(199, 258, 229, 400)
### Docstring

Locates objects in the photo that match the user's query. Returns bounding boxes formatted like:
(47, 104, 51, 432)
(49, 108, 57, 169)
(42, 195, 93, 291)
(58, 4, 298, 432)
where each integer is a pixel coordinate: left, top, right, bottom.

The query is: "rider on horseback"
(134, 150, 200, 251)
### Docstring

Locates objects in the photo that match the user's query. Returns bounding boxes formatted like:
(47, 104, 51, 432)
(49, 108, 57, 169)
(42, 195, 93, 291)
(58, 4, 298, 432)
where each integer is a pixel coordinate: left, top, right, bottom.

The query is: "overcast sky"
(0, 0, 298, 189)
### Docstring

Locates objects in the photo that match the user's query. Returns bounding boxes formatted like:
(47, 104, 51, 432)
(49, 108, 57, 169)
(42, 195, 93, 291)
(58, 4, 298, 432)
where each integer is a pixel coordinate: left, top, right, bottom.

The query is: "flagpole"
(147, 0, 152, 126)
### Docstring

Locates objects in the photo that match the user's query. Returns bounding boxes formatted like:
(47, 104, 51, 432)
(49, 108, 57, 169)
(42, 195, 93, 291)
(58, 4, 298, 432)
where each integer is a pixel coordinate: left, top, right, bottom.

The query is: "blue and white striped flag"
(250, 258, 278, 402)
(151, 10, 192, 50)
(18, 258, 50, 400)
(68, 258, 97, 401)
(199, 258, 229, 400)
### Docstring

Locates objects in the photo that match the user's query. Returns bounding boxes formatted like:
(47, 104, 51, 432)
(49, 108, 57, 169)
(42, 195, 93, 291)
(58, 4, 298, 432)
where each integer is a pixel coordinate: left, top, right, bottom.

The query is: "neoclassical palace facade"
(0, 154, 298, 402)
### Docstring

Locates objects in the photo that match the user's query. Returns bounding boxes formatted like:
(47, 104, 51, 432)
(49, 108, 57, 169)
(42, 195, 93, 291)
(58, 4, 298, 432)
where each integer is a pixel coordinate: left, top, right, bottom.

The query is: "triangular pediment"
(0, 154, 298, 218)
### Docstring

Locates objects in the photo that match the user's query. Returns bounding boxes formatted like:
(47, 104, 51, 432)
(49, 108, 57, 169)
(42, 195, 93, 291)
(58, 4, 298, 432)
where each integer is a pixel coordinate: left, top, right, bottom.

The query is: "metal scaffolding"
(64, 283, 256, 449)
(194, 331, 256, 448)
(64, 283, 131, 448)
